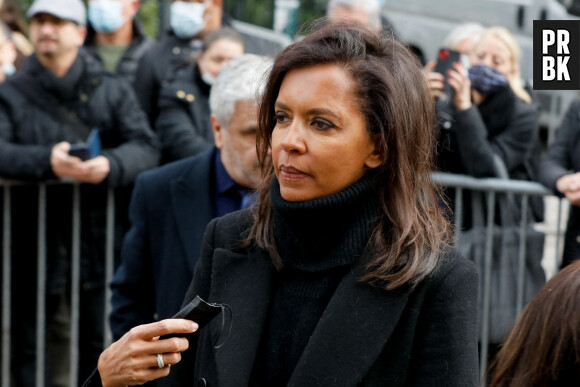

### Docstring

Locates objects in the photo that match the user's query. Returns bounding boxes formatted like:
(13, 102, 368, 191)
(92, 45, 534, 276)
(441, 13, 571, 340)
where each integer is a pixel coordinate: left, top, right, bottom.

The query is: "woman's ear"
(364, 140, 385, 169)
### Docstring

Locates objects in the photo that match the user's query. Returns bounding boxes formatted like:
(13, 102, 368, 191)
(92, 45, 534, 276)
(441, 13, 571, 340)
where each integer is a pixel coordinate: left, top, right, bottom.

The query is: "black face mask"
(468, 64, 509, 94)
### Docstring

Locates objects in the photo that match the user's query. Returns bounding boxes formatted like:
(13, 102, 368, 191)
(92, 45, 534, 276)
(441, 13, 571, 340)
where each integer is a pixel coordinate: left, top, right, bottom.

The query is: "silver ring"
(157, 353, 165, 368)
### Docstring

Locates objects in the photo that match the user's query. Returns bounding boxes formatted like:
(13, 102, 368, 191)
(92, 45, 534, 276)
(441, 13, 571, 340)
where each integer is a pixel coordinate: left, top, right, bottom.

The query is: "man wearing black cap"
(0, 0, 159, 385)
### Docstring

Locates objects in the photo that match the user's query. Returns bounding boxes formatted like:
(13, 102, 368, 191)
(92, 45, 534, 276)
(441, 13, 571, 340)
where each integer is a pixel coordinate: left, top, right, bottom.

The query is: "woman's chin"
(279, 185, 319, 202)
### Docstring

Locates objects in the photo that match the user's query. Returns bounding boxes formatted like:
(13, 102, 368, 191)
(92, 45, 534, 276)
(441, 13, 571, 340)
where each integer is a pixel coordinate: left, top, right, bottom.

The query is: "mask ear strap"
(213, 304, 232, 349)
(203, 0, 212, 21)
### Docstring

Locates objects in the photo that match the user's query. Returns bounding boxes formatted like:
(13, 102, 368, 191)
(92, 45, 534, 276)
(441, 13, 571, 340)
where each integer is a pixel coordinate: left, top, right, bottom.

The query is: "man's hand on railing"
(75, 156, 110, 184)
(556, 172, 580, 205)
(51, 142, 110, 184)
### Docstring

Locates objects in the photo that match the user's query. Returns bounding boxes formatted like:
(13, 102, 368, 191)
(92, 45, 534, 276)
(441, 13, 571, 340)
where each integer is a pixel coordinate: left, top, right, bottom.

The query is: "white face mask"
(88, 0, 126, 33)
(201, 71, 215, 85)
(170, 1, 208, 39)
(2, 62, 15, 76)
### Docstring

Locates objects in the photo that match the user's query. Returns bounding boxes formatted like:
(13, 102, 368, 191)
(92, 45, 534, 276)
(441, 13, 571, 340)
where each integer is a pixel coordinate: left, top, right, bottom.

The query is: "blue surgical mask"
(2, 63, 15, 77)
(468, 65, 509, 94)
(170, 1, 207, 39)
(88, 0, 125, 33)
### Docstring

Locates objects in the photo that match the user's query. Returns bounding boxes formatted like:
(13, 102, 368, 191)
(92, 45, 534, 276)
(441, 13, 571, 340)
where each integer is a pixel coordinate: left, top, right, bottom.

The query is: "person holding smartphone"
(425, 26, 541, 226)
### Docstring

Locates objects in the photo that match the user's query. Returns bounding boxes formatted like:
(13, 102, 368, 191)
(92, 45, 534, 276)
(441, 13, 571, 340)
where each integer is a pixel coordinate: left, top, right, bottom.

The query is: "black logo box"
(534, 20, 580, 90)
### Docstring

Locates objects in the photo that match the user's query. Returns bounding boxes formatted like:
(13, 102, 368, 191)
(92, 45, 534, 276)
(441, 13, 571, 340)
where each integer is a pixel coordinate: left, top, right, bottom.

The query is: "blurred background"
(13, 0, 329, 38)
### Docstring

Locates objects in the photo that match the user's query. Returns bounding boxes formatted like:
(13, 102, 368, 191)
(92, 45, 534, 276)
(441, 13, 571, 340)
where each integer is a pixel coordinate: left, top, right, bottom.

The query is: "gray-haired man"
(326, 0, 397, 37)
(109, 54, 272, 340)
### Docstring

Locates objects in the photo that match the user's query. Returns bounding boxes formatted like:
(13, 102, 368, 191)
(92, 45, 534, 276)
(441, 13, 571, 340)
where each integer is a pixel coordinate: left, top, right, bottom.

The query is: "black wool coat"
(159, 210, 480, 387)
(154, 64, 213, 164)
(437, 87, 540, 179)
(538, 99, 580, 266)
(436, 88, 543, 227)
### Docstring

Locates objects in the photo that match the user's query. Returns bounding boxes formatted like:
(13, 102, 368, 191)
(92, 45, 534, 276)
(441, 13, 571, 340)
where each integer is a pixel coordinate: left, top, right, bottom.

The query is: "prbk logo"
(534, 20, 580, 90)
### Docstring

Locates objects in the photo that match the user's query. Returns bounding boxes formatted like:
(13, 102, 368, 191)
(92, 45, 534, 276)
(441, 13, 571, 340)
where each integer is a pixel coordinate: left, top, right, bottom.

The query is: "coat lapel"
(170, 153, 214, 273)
(288, 263, 411, 386)
(209, 245, 274, 387)
(203, 227, 411, 386)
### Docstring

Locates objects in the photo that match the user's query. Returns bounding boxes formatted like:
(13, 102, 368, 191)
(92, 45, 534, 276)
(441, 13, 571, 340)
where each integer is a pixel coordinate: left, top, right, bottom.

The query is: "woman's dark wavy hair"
(490, 260, 580, 386)
(248, 22, 451, 290)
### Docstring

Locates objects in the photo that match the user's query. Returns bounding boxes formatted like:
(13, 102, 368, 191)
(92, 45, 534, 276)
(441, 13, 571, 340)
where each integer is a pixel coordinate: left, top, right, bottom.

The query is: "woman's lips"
(279, 165, 309, 180)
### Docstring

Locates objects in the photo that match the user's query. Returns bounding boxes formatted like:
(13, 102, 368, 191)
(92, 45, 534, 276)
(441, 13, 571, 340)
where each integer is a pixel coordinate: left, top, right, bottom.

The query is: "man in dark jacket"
(0, 0, 159, 384)
(538, 99, 580, 268)
(83, 0, 152, 84)
(133, 0, 291, 124)
(109, 54, 271, 341)
(155, 27, 245, 164)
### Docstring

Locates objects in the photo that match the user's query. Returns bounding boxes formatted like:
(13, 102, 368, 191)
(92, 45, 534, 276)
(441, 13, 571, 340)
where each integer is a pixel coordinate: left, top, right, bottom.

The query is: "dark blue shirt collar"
(213, 148, 253, 218)
(214, 148, 238, 195)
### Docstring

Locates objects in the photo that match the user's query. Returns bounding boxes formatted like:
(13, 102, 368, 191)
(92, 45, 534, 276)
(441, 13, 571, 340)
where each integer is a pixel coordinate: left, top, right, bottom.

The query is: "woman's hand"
(446, 62, 472, 112)
(423, 60, 445, 102)
(98, 319, 198, 387)
(557, 172, 580, 205)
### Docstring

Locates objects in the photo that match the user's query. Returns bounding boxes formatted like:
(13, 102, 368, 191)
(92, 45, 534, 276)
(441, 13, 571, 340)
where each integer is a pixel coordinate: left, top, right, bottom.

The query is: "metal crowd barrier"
(0, 174, 568, 386)
(432, 172, 566, 381)
(0, 179, 115, 387)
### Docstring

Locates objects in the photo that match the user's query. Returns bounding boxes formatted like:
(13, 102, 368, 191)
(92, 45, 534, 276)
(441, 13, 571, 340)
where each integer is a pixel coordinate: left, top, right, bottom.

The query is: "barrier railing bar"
(454, 188, 463, 245)
(69, 184, 81, 387)
(432, 172, 552, 196)
(516, 195, 529, 316)
(480, 191, 496, 381)
(555, 199, 564, 269)
(104, 189, 115, 348)
(35, 184, 47, 387)
(2, 185, 11, 387)
(0, 175, 570, 384)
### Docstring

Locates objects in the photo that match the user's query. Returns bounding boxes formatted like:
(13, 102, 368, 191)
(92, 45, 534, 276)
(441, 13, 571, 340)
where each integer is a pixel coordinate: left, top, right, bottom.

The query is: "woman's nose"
(280, 123, 306, 154)
(478, 55, 492, 68)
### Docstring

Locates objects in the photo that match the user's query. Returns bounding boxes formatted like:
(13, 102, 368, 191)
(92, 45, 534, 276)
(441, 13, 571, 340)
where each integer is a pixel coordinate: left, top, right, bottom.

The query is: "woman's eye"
(275, 112, 289, 124)
(311, 119, 334, 131)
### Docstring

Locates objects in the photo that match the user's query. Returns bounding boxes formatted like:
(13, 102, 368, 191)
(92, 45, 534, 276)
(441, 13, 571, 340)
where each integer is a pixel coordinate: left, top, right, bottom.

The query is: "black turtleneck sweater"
(249, 172, 380, 386)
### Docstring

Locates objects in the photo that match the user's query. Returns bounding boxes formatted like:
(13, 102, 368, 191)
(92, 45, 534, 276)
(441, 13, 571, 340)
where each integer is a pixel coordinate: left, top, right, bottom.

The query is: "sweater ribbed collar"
(270, 172, 380, 272)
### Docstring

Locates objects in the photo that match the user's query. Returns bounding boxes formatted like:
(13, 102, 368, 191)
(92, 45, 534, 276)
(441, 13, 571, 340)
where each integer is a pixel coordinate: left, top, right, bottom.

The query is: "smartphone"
(160, 296, 224, 340)
(68, 144, 91, 161)
(68, 129, 101, 161)
(434, 48, 462, 101)
(434, 48, 463, 130)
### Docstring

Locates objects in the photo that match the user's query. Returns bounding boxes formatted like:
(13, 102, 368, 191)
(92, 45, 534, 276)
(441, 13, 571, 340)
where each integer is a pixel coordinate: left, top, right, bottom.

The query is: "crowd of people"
(1, 0, 580, 385)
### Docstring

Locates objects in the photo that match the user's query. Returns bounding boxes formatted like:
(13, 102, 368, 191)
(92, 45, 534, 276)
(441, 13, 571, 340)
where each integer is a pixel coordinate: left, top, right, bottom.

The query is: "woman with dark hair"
(91, 23, 478, 386)
(490, 260, 580, 386)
